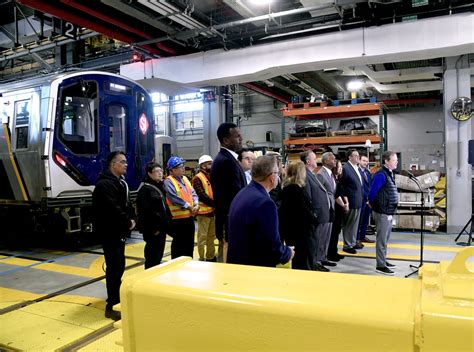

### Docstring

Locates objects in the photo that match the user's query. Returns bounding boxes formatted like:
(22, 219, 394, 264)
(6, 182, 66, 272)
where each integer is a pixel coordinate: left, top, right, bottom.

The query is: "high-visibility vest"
(166, 175, 194, 219)
(192, 172, 214, 215)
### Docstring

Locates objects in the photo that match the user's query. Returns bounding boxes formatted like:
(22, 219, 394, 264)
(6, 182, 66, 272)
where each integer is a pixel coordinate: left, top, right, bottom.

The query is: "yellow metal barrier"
(117, 247, 474, 351)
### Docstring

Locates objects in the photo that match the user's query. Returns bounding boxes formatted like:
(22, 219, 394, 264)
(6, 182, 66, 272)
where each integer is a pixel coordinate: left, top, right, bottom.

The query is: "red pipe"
(17, 0, 165, 56)
(61, 0, 178, 56)
(241, 83, 291, 104)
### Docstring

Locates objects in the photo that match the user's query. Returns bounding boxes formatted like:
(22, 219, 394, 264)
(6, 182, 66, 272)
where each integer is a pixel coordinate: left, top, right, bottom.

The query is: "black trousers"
(170, 217, 195, 259)
(327, 205, 344, 258)
(102, 239, 126, 309)
(143, 232, 167, 269)
(292, 230, 317, 271)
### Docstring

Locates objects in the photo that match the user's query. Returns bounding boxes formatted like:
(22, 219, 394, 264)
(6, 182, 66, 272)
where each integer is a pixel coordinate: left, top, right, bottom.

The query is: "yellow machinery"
(116, 248, 474, 351)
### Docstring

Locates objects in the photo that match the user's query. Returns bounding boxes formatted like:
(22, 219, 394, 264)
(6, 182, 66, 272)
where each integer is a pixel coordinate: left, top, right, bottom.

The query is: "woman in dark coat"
(279, 161, 318, 270)
(327, 160, 345, 261)
(136, 162, 172, 269)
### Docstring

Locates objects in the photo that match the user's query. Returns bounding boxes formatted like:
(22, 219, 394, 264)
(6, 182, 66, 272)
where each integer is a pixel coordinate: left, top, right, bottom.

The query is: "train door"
(101, 79, 152, 189)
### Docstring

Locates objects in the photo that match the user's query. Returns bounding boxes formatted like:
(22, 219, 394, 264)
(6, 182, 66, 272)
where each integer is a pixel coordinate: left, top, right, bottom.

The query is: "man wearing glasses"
(227, 155, 294, 267)
(164, 156, 199, 259)
(92, 151, 135, 321)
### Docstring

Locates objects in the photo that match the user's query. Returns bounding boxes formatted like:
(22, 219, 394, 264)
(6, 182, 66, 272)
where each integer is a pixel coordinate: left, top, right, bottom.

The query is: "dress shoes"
(322, 260, 337, 267)
(327, 254, 345, 262)
(327, 255, 341, 262)
(361, 237, 375, 243)
(314, 264, 330, 272)
(342, 247, 357, 254)
(354, 241, 364, 249)
(105, 308, 121, 321)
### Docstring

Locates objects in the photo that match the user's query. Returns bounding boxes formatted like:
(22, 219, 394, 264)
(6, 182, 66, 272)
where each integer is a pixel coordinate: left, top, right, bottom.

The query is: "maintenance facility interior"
(0, 0, 473, 351)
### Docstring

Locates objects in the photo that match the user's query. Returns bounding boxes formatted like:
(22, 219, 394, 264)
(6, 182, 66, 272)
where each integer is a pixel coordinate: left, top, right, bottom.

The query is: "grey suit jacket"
(304, 168, 334, 224)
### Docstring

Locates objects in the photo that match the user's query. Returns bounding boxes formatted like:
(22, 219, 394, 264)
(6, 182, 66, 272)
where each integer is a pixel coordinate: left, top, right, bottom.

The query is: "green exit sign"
(412, 0, 428, 7)
(402, 15, 418, 22)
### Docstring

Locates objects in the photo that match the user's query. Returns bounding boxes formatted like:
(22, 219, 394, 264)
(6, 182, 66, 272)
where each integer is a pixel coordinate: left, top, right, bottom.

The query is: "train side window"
(108, 103, 127, 152)
(58, 80, 98, 154)
(14, 100, 30, 149)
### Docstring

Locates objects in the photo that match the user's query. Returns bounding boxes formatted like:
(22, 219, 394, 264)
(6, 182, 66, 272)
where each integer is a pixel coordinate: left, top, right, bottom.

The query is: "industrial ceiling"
(1, 0, 473, 104)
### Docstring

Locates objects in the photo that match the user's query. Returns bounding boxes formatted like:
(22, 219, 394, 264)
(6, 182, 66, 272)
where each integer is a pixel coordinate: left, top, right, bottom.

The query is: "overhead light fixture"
(247, 0, 272, 5)
(260, 23, 340, 40)
(347, 80, 364, 91)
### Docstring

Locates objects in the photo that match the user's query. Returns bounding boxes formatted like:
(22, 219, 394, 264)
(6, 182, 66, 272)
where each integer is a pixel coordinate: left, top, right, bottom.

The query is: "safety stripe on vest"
(193, 172, 214, 215)
(166, 175, 193, 219)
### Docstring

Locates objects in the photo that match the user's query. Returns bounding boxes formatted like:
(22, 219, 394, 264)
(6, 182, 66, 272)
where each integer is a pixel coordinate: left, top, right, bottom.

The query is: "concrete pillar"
(203, 94, 226, 159)
(443, 56, 472, 233)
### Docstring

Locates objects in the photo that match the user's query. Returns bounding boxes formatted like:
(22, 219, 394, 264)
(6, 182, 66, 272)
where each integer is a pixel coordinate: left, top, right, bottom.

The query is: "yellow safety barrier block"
(117, 248, 474, 352)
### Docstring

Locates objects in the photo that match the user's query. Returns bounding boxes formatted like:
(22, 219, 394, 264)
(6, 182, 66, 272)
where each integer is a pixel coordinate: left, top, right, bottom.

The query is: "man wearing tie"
(338, 149, 364, 254)
(314, 152, 338, 270)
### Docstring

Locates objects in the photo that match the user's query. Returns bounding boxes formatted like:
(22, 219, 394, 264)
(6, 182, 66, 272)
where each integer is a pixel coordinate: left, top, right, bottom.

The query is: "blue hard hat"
(167, 156, 185, 169)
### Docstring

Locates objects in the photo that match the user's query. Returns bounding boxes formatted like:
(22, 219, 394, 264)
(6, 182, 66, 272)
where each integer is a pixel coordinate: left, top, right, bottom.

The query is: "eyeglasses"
(114, 160, 128, 165)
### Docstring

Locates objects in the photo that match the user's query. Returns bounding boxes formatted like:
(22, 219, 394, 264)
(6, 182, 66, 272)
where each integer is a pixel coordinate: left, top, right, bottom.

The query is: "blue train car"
(0, 71, 155, 240)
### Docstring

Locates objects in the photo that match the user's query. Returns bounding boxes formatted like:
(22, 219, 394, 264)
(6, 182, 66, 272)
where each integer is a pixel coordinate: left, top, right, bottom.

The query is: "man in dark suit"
(227, 155, 294, 267)
(210, 122, 247, 262)
(357, 154, 375, 246)
(338, 149, 364, 254)
(300, 150, 320, 271)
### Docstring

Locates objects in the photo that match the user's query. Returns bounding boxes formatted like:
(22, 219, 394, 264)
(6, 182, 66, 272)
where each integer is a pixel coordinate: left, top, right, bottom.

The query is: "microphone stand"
(405, 175, 425, 278)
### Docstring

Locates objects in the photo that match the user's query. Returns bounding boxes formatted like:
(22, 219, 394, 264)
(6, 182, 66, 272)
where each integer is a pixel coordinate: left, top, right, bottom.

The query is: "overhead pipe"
(100, 0, 178, 36)
(241, 82, 291, 104)
(60, 0, 178, 56)
(0, 31, 98, 62)
(134, 3, 336, 46)
(16, 0, 166, 56)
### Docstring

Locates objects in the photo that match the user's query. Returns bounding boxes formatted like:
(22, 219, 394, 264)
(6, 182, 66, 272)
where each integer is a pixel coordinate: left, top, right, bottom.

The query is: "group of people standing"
(92, 122, 399, 321)
(279, 149, 399, 276)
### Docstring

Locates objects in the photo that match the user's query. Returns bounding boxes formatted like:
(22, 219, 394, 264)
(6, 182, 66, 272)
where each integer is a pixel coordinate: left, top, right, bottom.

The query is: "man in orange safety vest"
(163, 156, 199, 259)
(192, 155, 216, 262)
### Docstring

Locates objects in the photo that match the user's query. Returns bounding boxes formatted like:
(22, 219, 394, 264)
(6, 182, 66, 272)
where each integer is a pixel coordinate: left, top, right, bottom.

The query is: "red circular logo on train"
(139, 113, 149, 135)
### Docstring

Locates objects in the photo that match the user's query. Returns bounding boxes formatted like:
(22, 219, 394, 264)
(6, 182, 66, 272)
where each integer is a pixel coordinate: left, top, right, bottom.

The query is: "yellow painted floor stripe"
(0, 301, 111, 351)
(0, 287, 41, 309)
(1, 254, 141, 278)
(337, 241, 462, 252)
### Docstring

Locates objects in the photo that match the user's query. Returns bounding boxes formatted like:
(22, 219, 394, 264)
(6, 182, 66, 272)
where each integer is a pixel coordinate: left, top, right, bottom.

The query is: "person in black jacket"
(92, 151, 135, 321)
(210, 122, 247, 262)
(279, 161, 318, 270)
(136, 162, 172, 269)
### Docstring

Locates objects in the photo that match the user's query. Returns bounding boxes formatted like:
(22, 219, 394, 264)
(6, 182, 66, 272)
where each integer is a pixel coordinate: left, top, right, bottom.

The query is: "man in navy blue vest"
(369, 151, 399, 275)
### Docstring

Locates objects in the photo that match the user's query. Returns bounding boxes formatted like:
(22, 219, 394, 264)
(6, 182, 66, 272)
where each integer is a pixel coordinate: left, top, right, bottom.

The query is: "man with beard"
(210, 122, 247, 262)
(192, 155, 217, 262)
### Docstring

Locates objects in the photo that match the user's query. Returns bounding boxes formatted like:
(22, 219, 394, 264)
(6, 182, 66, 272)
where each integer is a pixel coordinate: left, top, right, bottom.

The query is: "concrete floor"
(0, 230, 470, 351)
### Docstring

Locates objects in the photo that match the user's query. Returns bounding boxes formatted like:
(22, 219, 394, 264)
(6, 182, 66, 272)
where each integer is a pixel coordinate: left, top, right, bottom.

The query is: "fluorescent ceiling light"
(260, 24, 340, 40)
(347, 80, 364, 91)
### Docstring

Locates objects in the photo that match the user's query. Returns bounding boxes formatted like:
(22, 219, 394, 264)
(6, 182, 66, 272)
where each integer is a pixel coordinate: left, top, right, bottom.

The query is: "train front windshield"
(58, 80, 98, 155)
